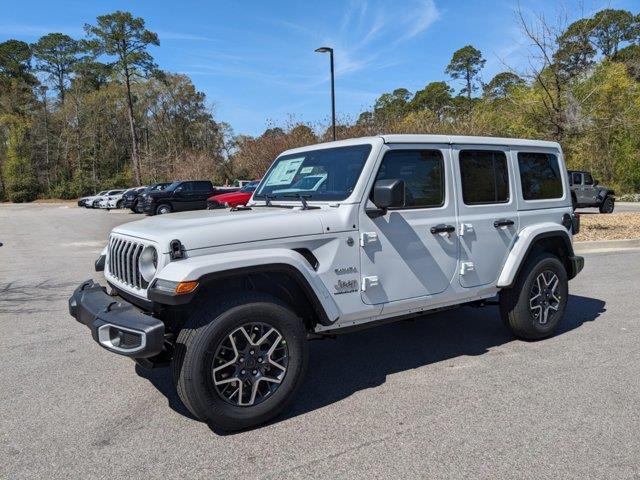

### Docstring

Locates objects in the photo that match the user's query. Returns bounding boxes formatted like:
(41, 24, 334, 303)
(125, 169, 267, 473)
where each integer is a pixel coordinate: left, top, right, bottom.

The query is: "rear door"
(452, 145, 519, 288)
(571, 172, 583, 203)
(359, 144, 459, 306)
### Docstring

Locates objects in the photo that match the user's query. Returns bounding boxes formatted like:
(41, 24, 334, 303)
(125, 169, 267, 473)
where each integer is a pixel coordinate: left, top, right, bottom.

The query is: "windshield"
(255, 144, 372, 201)
(240, 181, 260, 193)
(164, 181, 182, 192)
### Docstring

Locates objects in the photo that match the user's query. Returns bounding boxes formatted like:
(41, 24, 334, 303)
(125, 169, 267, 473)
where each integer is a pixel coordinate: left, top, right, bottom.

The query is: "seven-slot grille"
(107, 236, 148, 289)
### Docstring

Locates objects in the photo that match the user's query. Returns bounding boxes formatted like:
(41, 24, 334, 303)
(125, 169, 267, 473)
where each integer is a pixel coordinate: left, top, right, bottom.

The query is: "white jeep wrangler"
(69, 135, 583, 431)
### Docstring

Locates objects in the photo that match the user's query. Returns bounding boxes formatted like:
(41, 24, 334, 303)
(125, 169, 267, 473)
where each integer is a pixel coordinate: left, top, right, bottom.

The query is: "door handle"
(493, 219, 515, 228)
(430, 224, 456, 234)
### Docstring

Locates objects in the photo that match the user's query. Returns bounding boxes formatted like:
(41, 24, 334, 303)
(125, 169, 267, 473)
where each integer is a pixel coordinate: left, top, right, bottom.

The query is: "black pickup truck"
(141, 180, 216, 215)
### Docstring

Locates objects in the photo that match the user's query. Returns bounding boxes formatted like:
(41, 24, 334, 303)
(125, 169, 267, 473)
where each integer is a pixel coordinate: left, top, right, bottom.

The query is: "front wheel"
(499, 253, 568, 340)
(116, 200, 123, 209)
(599, 196, 614, 214)
(172, 292, 308, 431)
(155, 203, 172, 215)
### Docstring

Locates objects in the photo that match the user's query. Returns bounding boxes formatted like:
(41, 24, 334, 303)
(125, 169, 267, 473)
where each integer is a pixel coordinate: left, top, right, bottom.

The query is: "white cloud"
(322, 0, 442, 78)
(398, 0, 441, 42)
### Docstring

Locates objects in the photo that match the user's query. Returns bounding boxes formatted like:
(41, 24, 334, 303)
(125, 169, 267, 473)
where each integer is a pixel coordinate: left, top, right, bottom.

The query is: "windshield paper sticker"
(265, 158, 304, 186)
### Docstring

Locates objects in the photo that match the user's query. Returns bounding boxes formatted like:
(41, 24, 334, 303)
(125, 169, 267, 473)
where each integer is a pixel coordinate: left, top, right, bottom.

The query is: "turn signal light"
(175, 281, 199, 294)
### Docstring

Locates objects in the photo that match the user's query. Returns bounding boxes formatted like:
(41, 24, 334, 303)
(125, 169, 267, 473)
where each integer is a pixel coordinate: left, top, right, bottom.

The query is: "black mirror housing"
(373, 179, 405, 209)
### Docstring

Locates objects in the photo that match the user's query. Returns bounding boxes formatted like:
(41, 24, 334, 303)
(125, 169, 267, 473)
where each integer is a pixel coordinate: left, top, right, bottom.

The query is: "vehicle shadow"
(136, 294, 605, 432)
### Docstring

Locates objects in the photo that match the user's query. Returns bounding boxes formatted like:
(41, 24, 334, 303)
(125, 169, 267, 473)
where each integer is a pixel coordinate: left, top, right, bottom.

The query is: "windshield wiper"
(284, 193, 316, 210)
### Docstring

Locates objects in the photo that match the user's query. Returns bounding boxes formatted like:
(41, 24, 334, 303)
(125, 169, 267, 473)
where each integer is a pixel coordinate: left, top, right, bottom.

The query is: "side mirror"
(367, 179, 405, 217)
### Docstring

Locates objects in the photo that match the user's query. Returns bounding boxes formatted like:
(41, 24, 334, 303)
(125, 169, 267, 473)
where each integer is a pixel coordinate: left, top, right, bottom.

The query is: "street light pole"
(315, 47, 336, 141)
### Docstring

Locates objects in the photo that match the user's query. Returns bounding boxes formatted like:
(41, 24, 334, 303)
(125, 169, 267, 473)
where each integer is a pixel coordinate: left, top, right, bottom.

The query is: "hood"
(112, 207, 327, 252)
(209, 191, 251, 202)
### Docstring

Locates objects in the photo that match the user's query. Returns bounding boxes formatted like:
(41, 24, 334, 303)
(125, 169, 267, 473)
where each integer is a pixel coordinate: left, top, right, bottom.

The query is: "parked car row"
(77, 189, 127, 209)
(77, 180, 258, 215)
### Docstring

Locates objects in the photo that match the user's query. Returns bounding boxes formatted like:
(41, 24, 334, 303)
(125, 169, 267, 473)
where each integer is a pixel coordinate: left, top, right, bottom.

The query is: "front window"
(255, 145, 372, 201)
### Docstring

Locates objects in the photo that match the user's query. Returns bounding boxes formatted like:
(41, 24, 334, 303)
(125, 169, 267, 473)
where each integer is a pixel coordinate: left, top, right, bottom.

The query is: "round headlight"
(139, 246, 158, 282)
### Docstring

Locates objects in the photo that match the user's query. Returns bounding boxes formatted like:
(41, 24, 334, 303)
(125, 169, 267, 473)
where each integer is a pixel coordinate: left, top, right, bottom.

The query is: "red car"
(207, 181, 260, 209)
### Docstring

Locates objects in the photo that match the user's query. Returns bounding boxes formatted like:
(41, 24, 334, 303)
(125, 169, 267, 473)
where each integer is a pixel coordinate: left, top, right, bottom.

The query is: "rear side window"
(193, 181, 212, 191)
(518, 152, 563, 200)
(583, 173, 594, 185)
(374, 150, 444, 208)
(459, 150, 509, 204)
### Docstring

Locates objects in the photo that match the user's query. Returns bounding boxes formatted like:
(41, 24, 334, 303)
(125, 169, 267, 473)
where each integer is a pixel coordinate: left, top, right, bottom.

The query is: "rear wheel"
(156, 203, 172, 215)
(499, 253, 568, 340)
(116, 200, 123, 209)
(171, 292, 308, 431)
(599, 196, 614, 214)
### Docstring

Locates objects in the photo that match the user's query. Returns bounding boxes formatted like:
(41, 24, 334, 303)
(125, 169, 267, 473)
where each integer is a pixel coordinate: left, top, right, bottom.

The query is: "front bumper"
(142, 200, 155, 214)
(69, 280, 165, 358)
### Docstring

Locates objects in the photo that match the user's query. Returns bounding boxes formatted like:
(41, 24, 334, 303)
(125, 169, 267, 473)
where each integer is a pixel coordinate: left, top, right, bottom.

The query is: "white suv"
(97, 189, 127, 210)
(69, 135, 583, 431)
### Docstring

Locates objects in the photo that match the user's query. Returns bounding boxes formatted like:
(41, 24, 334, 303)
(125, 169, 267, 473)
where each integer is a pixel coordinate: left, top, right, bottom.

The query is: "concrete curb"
(574, 238, 640, 253)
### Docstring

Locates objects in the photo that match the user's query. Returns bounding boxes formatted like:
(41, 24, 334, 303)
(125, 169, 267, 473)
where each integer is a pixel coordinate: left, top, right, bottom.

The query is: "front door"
(452, 146, 519, 288)
(359, 145, 459, 305)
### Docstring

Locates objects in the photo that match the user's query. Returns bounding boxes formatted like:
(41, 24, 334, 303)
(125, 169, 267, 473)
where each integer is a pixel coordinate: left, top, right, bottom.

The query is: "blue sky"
(1, 0, 636, 136)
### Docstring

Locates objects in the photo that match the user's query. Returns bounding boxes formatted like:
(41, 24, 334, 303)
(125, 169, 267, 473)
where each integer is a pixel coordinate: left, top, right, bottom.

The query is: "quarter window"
(518, 152, 563, 200)
(194, 181, 212, 191)
(572, 172, 582, 185)
(459, 150, 509, 204)
(374, 150, 444, 208)
(584, 173, 594, 185)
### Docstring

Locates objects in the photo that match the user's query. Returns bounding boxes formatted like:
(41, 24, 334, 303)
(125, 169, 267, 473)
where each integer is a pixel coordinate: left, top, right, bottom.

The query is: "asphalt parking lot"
(1, 203, 639, 479)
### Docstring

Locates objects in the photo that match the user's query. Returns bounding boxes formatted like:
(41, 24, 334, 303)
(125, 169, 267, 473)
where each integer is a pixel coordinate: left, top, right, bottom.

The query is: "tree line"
(0, 11, 232, 202)
(0, 8, 639, 202)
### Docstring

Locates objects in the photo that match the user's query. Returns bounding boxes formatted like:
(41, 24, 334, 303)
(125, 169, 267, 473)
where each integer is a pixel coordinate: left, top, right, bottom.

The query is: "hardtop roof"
(280, 134, 561, 156)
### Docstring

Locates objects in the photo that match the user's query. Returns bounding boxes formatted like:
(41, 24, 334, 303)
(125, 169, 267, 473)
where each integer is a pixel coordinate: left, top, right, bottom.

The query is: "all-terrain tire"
(171, 292, 308, 431)
(499, 253, 568, 340)
(599, 196, 614, 214)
